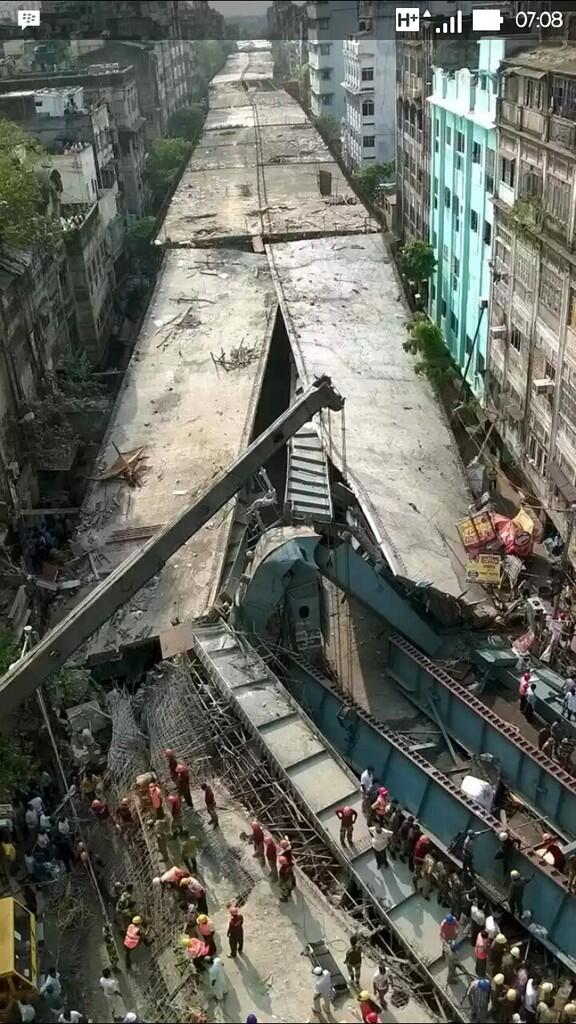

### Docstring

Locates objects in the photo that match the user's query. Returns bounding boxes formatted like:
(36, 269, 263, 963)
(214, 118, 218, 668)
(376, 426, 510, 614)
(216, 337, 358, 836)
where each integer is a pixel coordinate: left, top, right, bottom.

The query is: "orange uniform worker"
(175, 763, 193, 807)
(123, 916, 142, 969)
(164, 748, 179, 784)
(336, 805, 358, 846)
(196, 914, 216, 955)
(251, 822, 265, 863)
(264, 836, 277, 880)
(149, 781, 164, 820)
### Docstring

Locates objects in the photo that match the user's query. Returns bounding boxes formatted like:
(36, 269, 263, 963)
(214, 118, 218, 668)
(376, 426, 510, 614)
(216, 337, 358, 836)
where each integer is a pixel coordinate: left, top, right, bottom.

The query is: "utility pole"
(553, 502, 576, 616)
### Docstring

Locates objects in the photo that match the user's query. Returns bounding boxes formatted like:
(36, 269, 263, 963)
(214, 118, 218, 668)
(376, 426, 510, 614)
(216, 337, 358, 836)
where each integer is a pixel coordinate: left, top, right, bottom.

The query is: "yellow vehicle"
(0, 897, 37, 1022)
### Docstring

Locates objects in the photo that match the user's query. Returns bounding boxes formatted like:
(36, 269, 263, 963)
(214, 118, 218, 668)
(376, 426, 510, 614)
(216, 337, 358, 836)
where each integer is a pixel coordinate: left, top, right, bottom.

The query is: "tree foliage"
(126, 216, 162, 273)
(191, 40, 234, 101)
(0, 119, 58, 248)
(399, 239, 437, 282)
(352, 161, 395, 203)
(403, 313, 455, 387)
(168, 104, 206, 143)
(314, 114, 341, 154)
(146, 137, 191, 207)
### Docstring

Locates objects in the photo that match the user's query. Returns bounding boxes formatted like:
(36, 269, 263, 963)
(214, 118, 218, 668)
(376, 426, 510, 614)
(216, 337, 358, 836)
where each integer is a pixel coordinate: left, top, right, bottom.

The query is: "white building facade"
(307, 1, 357, 122)
(342, 32, 396, 170)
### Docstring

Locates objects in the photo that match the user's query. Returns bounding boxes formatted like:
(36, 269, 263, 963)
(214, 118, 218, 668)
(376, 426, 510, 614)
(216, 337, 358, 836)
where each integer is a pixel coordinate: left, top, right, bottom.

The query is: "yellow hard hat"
(510, 946, 521, 958)
(541, 982, 554, 994)
(563, 1004, 576, 1016)
(507, 989, 517, 1001)
(495, 933, 507, 944)
(132, 915, 142, 925)
(197, 914, 208, 924)
(493, 974, 505, 985)
(510, 869, 520, 879)
(358, 991, 371, 1001)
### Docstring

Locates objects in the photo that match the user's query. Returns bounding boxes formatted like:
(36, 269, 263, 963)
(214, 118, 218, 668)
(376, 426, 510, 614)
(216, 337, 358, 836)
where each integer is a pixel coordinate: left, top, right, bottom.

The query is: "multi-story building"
(341, 23, 396, 171)
(41, 1, 182, 39)
(0, 66, 148, 220)
(268, 0, 308, 81)
(488, 46, 576, 535)
(307, 1, 357, 122)
(395, 2, 479, 243)
(178, 1, 225, 39)
(429, 38, 502, 396)
(76, 41, 189, 144)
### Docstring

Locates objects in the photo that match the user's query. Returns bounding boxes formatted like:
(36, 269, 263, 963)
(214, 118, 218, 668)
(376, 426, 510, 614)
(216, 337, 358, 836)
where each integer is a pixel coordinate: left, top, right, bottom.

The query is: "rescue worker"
(502, 946, 521, 986)
(397, 814, 414, 862)
(344, 934, 362, 987)
(416, 850, 436, 900)
(116, 799, 133, 830)
(167, 792, 182, 831)
(250, 821, 265, 863)
(279, 836, 293, 866)
(201, 783, 218, 826)
(148, 781, 164, 820)
(336, 804, 358, 846)
(179, 875, 208, 915)
(413, 833, 431, 883)
(387, 801, 404, 860)
(448, 870, 467, 918)
(91, 798, 110, 822)
(175, 762, 193, 807)
(495, 831, 521, 878)
(123, 916, 143, 970)
(227, 906, 244, 958)
(264, 835, 277, 880)
(439, 913, 459, 956)
(369, 821, 392, 870)
(560, 1003, 576, 1023)
(153, 865, 190, 894)
(357, 990, 380, 1024)
(406, 821, 421, 873)
(370, 787, 389, 824)
(196, 914, 216, 955)
(434, 859, 450, 906)
(474, 929, 489, 978)
(178, 830, 200, 874)
(278, 853, 295, 903)
(519, 670, 532, 713)
(163, 749, 178, 784)
(508, 870, 532, 917)
(467, 977, 491, 1023)
(540, 832, 566, 871)
(489, 934, 508, 976)
(491, 974, 506, 1023)
(153, 816, 171, 863)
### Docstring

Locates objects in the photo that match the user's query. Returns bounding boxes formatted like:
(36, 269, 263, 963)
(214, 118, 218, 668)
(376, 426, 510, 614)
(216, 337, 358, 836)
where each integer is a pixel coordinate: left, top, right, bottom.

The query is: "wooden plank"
(110, 524, 163, 543)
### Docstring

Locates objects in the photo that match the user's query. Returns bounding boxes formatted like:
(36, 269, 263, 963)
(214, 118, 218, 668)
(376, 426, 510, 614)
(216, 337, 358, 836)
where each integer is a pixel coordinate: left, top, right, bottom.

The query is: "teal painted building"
(429, 39, 503, 397)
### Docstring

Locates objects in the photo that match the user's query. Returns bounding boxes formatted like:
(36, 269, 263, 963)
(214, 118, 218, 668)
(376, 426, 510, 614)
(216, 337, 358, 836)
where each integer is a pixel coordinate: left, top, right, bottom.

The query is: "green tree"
(146, 137, 191, 207)
(314, 114, 341, 154)
(399, 239, 437, 283)
(352, 161, 395, 203)
(168, 104, 206, 143)
(126, 216, 162, 273)
(403, 314, 454, 387)
(0, 119, 58, 248)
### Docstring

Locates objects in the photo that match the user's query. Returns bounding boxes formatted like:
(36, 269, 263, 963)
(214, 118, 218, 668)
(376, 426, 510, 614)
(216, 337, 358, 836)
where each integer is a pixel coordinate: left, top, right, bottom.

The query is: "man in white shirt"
(28, 796, 44, 815)
(312, 966, 332, 1016)
(40, 968, 62, 999)
(369, 822, 393, 870)
(373, 961, 390, 1006)
(360, 766, 374, 793)
(57, 1012, 83, 1024)
(17, 1002, 35, 1023)
(524, 977, 538, 1021)
(99, 967, 123, 1010)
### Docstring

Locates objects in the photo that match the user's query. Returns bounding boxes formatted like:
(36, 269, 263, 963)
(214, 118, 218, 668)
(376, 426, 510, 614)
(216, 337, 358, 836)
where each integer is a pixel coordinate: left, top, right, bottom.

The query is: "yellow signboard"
(466, 554, 502, 584)
(457, 511, 496, 550)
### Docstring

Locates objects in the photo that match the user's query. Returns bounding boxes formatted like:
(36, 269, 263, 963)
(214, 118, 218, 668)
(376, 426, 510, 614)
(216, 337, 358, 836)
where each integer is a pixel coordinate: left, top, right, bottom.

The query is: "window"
(363, 135, 375, 148)
(525, 79, 542, 110)
(478, 352, 486, 375)
(431, 282, 436, 300)
(432, 230, 437, 248)
(444, 186, 451, 208)
(433, 176, 438, 195)
(320, 68, 332, 80)
(362, 98, 374, 116)
(540, 262, 563, 316)
(500, 156, 516, 189)
(483, 220, 492, 246)
(471, 209, 478, 232)
(472, 141, 481, 164)
(433, 194, 438, 210)
(450, 311, 458, 334)
(361, 67, 374, 82)
(568, 287, 576, 329)
(479, 74, 487, 90)
(446, 126, 452, 146)
(486, 148, 495, 192)
(452, 255, 460, 277)
(321, 93, 333, 106)
(435, 118, 439, 137)
(465, 335, 474, 354)
(442, 244, 449, 262)
(546, 174, 571, 224)
(441, 298, 447, 317)
(515, 244, 536, 304)
(528, 430, 548, 475)
(510, 326, 522, 352)
(551, 74, 576, 119)
(318, 17, 330, 29)
(319, 43, 331, 55)
(456, 130, 465, 153)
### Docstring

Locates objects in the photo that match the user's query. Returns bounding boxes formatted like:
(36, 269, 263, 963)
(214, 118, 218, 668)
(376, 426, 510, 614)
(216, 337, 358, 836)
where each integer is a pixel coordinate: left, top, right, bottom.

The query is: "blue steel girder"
(388, 634, 576, 837)
(286, 653, 576, 966)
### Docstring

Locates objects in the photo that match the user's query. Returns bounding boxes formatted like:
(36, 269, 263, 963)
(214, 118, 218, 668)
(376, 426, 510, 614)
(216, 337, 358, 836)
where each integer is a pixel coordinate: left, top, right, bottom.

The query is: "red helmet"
(277, 854, 288, 867)
(342, 805, 353, 815)
(164, 748, 175, 757)
(420, 835, 430, 844)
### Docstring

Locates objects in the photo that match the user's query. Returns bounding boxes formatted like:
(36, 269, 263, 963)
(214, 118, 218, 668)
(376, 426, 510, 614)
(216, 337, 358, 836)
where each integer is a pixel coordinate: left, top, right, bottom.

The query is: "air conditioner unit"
(491, 324, 507, 336)
(532, 377, 555, 395)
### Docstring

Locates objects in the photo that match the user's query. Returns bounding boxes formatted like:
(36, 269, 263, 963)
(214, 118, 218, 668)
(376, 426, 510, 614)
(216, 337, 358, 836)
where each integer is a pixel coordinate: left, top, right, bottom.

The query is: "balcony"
(500, 100, 520, 127)
(549, 115, 576, 152)
(522, 108, 545, 136)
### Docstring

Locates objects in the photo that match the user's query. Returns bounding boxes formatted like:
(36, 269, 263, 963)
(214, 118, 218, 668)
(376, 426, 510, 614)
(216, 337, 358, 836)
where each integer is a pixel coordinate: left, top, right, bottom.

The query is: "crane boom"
(0, 376, 343, 714)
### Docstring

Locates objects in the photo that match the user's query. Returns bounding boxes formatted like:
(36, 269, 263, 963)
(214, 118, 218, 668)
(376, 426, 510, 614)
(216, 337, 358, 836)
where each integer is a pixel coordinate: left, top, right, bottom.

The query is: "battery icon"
(472, 8, 504, 32)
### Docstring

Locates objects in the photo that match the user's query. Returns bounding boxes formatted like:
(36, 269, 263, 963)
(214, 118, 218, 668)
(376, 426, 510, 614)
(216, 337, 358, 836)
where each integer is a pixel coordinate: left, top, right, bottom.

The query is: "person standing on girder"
(250, 822, 265, 864)
(163, 749, 179, 785)
(495, 830, 521, 879)
(175, 762, 193, 808)
(264, 835, 277, 880)
(467, 977, 491, 1023)
(201, 783, 219, 827)
(336, 805, 358, 846)
(508, 870, 532, 917)
(518, 670, 532, 713)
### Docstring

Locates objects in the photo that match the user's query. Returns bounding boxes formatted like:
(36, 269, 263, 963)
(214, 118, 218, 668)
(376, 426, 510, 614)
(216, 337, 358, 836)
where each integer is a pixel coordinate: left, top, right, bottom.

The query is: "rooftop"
(69, 248, 275, 660)
(266, 235, 475, 598)
(502, 45, 576, 75)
